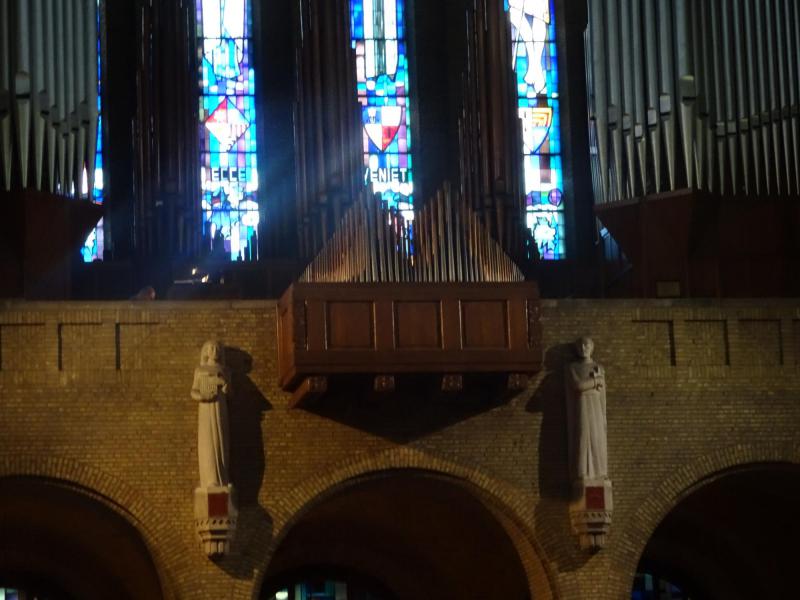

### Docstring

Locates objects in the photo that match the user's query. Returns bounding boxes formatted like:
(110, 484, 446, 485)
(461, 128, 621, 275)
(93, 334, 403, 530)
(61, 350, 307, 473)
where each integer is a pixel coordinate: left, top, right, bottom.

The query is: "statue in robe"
(565, 336, 608, 483)
(192, 341, 231, 488)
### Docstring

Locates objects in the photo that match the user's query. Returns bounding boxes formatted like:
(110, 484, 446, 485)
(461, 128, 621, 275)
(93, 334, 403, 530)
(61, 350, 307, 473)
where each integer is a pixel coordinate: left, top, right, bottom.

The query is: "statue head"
(575, 336, 594, 360)
(200, 341, 224, 366)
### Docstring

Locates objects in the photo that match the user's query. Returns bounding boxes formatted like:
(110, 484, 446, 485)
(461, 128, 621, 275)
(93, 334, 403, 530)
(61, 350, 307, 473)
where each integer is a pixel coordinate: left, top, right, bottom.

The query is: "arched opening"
(0, 478, 165, 600)
(261, 471, 532, 599)
(633, 464, 800, 600)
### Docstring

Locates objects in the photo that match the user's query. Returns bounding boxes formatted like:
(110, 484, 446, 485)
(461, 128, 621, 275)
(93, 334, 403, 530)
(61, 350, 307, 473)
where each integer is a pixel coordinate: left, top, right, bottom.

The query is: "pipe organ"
(0, 0, 98, 196)
(458, 0, 531, 265)
(587, 0, 800, 203)
(294, 0, 363, 261)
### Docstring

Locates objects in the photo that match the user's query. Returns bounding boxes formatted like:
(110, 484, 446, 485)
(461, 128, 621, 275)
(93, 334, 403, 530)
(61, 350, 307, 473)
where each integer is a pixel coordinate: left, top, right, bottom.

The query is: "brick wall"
(1, 298, 798, 599)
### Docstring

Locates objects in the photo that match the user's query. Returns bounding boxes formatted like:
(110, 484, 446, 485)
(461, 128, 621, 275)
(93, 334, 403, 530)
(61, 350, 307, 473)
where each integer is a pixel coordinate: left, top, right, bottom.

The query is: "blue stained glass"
(507, 0, 565, 259)
(350, 0, 414, 214)
(83, 0, 104, 262)
(197, 0, 260, 261)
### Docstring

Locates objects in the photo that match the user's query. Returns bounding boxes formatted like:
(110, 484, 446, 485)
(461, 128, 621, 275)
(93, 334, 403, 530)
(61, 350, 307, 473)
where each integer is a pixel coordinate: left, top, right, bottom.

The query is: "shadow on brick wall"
(527, 343, 591, 571)
(304, 374, 508, 443)
(222, 346, 273, 578)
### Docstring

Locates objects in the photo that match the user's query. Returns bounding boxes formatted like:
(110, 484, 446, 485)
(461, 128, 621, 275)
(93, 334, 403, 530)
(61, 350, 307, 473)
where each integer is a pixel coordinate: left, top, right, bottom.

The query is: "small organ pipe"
(674, 0, 695, 190)
(54, 0, 66, 193)
(0, 0, 11, 190)
(732, 0, 750, 195)
(775, 0, 793, 194)
(754, 0, 772, 194)
(590, 0, 609, 203)
(765, 0, 782, 195)
(720, 0, 738, 194)
(44, 0, 56, 191)
(743, 0, 763, 194)
(31, 0, 46, 189)
(606, 0, 623, 201)
(787, 0, 800, 193)
(631, 0, 647, 196)
(85, 0, 98, 197)
(657, 0, 676, 191)
(15, 0, 32, 188)
(709, 0, 727, 194)
(643, 0, 661, 193)
(620, 0, 636, 199)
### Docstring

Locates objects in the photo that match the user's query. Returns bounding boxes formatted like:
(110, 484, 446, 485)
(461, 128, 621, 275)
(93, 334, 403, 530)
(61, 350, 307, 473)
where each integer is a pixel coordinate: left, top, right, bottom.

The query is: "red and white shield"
(364, 106, 403, 152)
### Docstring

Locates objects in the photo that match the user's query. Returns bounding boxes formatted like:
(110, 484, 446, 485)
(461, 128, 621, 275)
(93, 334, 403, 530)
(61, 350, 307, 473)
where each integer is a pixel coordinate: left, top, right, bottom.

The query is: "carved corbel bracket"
(569, 478, 613, 551)
(194, 485, 238, 558)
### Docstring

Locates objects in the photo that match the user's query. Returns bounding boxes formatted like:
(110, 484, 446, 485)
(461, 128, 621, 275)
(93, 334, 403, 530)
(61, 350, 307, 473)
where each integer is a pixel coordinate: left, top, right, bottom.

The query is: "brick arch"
(607, 441, 800, 598)
(0, 454, 180, 600)
(242, 447, 559, 600)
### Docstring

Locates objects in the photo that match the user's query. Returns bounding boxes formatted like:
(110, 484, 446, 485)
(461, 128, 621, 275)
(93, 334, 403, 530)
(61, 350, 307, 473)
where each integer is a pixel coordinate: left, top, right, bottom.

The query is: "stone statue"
(192, 340, 236, 557)
(565, 336, 608, 483)
(192, 340, 231, 488)
(565, 336, 612, 550)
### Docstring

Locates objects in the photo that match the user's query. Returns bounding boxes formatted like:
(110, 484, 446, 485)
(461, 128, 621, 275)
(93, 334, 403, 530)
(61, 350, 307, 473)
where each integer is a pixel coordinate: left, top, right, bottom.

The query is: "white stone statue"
(192, 340, 231, 488)
(565, 336, 608, 483)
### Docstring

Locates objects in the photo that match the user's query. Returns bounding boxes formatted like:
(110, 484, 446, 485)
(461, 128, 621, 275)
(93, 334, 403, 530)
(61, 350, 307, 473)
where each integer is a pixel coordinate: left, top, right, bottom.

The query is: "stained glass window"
(632, 572, 692, 600)
(350, 0, 414, 221)
(82, 0, 104, 262)
(506, 0, 565, 259)
(196, 0, 259, 261)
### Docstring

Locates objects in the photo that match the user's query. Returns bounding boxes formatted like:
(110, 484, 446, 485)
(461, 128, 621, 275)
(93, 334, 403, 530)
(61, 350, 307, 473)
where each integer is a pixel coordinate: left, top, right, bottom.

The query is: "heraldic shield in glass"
(506, 0, 565, 259)
(351, 0, 414, 222)
(197, 0, 260, 261)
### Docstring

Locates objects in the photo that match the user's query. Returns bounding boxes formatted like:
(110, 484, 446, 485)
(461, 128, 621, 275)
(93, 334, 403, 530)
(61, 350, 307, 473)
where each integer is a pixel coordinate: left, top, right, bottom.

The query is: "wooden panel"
(326, 301, 375, 349)
(460, 301, 508, 349)
(276, 282, 542, 391)
(394, 301, 441, 349)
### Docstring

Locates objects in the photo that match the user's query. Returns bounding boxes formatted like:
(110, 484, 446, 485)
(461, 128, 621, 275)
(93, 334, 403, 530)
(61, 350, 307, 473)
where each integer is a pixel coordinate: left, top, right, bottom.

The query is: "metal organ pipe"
(674, 0, 695, 191)
(775, 0, 793, 195)
(31, 0, 45, 190)
(631, 0, 647, 196)
(732, 0, 751, 195)
(44, 0, 57, 192)
(657, 0, 676, 191)
(585, 0, 800, 203)
(64, 0, 75, 196)
(606, 0, 623, 202)
(54, 0, 67, 194)
(85, 0, 98, 197)
(74, 0, 86, 195)
(620, 0, 636, 200)
(0, 0, 11, 190)
(589, 0, 609, 203)
(788, 0, 800, 193)
(742, 0, 760, 194)
(15, 0, 31, 188)
(643, 0, 661, 194)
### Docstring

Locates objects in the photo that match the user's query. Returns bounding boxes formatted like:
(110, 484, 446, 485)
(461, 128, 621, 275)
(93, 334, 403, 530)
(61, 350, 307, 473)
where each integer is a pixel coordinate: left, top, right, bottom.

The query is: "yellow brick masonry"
(0, 298, 798, 599)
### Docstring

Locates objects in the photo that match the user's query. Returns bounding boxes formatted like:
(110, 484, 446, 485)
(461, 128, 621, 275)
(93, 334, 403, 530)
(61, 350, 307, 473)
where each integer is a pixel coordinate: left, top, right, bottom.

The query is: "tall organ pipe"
(0, 0, 11, 190)
(15, 0, 31, 188)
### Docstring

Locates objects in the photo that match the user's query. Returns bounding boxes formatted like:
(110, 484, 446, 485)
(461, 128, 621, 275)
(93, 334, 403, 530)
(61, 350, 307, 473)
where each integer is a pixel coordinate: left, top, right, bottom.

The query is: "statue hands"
(590, 367, 604, 390)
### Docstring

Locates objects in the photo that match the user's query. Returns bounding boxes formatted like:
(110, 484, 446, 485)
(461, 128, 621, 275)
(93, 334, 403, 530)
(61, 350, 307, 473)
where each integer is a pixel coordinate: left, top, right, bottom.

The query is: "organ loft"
(0, 1, 799, 599)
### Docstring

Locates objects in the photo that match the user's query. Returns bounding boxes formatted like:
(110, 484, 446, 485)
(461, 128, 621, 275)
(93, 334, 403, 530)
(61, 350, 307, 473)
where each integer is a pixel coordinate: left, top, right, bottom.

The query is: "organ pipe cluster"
(0, 0, 98, 195)
(301, 184, 524, 284)
(586, 0, 800, 203)
(458, 0, 529, 259)
(294, 0, 363, 260)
